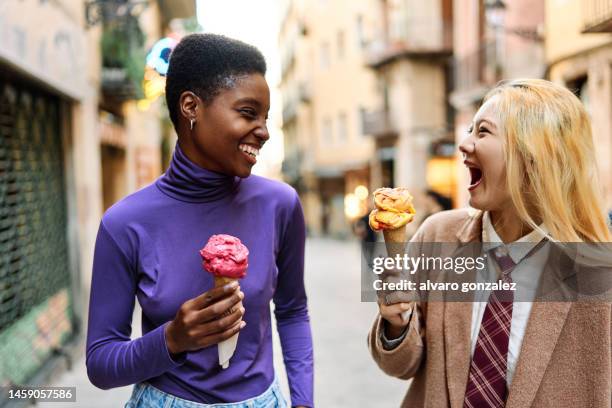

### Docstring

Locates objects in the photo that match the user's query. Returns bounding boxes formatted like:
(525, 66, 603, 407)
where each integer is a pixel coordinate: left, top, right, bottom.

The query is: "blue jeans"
(124, 377, 288, 408)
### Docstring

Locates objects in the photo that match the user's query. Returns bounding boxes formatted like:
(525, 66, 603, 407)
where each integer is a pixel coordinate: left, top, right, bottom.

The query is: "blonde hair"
(484, 78, 611, 242)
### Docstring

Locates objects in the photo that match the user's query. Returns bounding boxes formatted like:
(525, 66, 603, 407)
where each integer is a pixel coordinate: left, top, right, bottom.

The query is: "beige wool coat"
(368, 209, 611, 408)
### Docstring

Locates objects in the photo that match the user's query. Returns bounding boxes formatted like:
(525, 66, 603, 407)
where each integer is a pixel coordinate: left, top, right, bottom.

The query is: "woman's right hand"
(165, 281, 245, 355)
(379, 301, 413, 339)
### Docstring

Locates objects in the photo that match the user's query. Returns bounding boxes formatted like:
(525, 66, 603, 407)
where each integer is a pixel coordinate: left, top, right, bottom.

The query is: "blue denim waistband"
(125, 376, 287, 408)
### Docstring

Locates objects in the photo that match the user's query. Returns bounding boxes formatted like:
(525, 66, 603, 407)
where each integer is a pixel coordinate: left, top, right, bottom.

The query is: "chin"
(468, 199, 482, 210)
(468, 194, 488, 211)
(469, 195, 505, 213)
(235, 167, 253, 178)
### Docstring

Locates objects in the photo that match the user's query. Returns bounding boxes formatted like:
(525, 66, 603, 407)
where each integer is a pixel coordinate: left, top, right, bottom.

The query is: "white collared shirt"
(470, 211, 550, 386)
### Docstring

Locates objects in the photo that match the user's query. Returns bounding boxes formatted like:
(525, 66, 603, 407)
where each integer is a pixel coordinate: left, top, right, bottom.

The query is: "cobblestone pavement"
(35, 238, 408, 407)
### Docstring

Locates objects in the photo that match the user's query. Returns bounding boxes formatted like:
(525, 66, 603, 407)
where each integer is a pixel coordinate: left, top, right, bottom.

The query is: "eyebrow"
(235, 97, 264, 109)
(476, 118, 497, 129)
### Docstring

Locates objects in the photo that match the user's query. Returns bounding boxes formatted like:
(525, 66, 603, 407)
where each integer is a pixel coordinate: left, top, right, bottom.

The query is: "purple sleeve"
(273, 192, 314, 407)
(85, 221, 186, 390)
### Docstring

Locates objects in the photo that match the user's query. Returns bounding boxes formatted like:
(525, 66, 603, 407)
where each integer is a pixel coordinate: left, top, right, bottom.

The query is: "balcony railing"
(101, 67, 140, 100)
(100, 16, 145, 100)
(451, 41, 502, 100)
(282, 98, 298, 124)
(582, 0, 612, 33)
(365, 19, 452, 68)
(99, 112, 127, 148)
(361, 109, 397, 137)
(281, 150, 303, 186)
(298, 80, 312, 104)
(282, 79, 312, 124)
(280, 43, 296, 81)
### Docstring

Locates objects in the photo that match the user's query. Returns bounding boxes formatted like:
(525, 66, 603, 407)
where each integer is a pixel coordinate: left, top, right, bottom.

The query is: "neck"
(155, 141, 239, 203)
(178, 137, 209, 171)
(489, 207, 533, 243)
(177, 136, 223, 173)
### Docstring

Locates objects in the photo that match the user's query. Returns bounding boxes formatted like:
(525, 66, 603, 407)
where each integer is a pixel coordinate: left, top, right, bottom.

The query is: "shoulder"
(241, 175, 299, 208)
(99, 184, 160, 237)
(415, 208, 481, 242)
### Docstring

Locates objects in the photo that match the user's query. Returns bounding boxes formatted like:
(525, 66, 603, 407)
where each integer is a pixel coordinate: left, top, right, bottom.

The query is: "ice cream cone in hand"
(200, 234, 249, 369)
(213, 276, 240, 317)
(369, 188, 416, 258)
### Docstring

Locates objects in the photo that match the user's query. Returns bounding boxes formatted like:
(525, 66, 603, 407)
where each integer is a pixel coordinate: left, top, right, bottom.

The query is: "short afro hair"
(165, 33, 267, 130)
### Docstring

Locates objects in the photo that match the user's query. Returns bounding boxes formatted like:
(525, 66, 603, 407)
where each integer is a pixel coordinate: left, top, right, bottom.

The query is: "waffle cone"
(383, 226, 407, 258)
(214, 276, 237, 287)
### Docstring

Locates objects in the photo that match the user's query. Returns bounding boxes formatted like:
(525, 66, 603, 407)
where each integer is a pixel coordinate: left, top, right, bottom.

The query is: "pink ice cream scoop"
(200, 234, 249, 279)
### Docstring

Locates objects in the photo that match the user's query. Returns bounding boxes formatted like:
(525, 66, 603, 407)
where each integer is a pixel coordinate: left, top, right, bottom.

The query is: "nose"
(253, 121, 270, 143)
(458, 132, 476, 156)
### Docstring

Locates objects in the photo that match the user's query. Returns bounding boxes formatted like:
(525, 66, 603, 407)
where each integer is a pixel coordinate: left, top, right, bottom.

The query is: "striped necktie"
(463, 245, 517, 408)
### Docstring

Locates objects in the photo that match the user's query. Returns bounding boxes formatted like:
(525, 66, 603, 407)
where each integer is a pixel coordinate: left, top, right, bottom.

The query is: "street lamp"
(485, 0, 506, 10)
(484, 0, 507, 70)
(484, 0, 543, 42)
(485, 0, 507, 27)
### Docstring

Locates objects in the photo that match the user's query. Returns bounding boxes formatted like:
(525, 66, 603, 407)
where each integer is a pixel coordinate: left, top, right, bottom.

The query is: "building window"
(358, 106, 367, 137)
(338, 112, 348, 142)
(320, 42, 330, 69)
(566, 75, 590, 116)
(378, 77, 390, 110)
(322, 117, 333, 144)
(356, 14, 366, 48)
(337, 30, 345, 58)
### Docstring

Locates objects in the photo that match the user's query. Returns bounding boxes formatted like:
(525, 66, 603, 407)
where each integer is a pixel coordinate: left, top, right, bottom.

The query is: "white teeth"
(239, 144, 259, 157)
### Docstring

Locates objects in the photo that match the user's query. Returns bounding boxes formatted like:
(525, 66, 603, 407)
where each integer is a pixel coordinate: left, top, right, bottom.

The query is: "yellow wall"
(281, 0, 378, 170)
(546, 0, 612, 209)
(545, 0, 612, 64)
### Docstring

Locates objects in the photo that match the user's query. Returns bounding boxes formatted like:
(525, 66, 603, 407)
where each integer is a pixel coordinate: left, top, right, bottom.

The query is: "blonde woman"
(368, 79, 611, 408)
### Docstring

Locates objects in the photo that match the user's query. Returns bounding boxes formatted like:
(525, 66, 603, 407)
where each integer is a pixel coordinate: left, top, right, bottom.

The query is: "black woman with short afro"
(87, 33, 314, 408)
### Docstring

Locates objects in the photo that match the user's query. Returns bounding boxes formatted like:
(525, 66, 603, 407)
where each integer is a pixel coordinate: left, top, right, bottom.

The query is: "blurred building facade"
(365, 0, 454, 224)
(546, 0, 612, 210)
(280, 0, 612, 237)
(450, 0, 546, 206)
(0, 0, 194, 398)
(279, 0, 456, 237)
(279, 0, 379, 237)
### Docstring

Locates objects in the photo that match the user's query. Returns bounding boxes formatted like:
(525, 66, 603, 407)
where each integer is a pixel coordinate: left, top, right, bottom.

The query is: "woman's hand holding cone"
(369, 187, 416, 334)
(165, 282, 246, 356)
(379, 301, 413, 338)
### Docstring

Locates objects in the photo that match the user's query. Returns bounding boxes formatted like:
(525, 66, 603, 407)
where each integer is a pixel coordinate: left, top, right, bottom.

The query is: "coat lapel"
(445, 209, 482, 408)
(444, 212, 575, 408)
(505, 301, 572, 407)
(445, 301, 475, 408)
(505, 246, 573, 407)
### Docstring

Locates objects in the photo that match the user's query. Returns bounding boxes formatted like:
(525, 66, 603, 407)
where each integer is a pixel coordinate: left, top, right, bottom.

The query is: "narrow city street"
(4, 1, 612, 407)
(38, 238, 408, 407)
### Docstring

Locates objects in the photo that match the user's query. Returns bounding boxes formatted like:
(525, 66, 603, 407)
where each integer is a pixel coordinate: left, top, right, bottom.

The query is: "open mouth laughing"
(238, 143, 260, 165)
(464, 160, 483, 191)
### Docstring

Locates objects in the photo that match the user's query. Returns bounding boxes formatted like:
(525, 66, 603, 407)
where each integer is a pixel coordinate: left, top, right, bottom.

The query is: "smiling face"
(458, 95, 510, 212)
(179, 73, 270, 178)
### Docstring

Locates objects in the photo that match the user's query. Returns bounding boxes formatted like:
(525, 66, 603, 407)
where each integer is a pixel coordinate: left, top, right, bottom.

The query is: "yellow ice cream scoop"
(369, 186, 416, 257)
(369, 209, 414, 231)
(373, 187, 416, 214)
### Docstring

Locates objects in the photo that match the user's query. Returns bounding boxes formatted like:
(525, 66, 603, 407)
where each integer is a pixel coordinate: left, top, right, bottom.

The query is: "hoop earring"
(190, 119, 195, 131)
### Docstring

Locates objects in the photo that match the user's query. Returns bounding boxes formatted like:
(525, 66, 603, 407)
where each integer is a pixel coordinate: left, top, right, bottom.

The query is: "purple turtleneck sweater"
(85, 143, 314, 407)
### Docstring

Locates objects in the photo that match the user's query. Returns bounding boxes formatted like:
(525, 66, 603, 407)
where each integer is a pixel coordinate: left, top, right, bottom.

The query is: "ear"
(178, 91, 200, 123)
